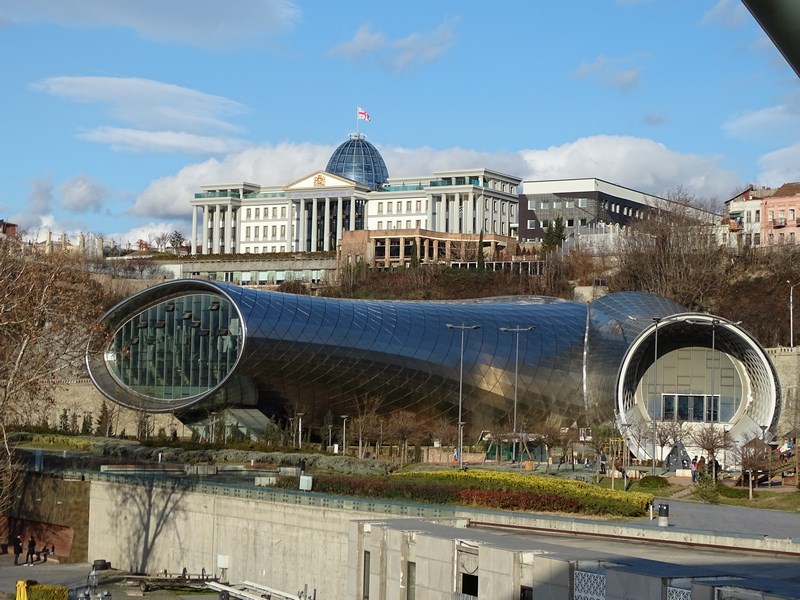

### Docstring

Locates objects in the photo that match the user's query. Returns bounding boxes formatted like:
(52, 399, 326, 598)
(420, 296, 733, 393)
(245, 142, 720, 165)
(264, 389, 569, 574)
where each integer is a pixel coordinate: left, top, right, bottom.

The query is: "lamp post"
(328, 424, 333, 450)
(446, 322, 481, 470)
(297, 412, 304, 450)
(652, 317, 661, 476)
(341, 415, 348, 456)
(500, 325, 536, 465)
(711, 319, 718, 423)
(788, 280, 800, 347)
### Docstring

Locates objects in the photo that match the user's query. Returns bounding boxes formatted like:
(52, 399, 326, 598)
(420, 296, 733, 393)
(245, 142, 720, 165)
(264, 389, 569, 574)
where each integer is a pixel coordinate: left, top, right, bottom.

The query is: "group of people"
(12, 534, 53, 566)
(689, 455, 721, 483)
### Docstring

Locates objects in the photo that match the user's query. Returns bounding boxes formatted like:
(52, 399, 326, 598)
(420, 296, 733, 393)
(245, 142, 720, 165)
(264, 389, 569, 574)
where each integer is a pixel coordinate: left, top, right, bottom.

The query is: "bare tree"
(611, 188, 729, 312)
(732, 431, 771, 500)
(0, 240, 105, 514)
(386, 410, 418, 467)
(690, 423, 733, 478)
(149, 231, 171, 252)
(352, 395, 383, 459)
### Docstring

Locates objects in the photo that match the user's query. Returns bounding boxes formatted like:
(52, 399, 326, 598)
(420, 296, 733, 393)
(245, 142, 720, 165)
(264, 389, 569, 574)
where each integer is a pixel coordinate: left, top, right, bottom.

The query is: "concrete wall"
(44, 380, 178, 438)
(88, 480, 448, 598)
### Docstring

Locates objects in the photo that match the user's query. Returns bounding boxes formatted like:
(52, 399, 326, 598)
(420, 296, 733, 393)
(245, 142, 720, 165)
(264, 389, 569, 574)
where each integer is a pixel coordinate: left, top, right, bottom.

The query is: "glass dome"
(326, 133, 389, 190)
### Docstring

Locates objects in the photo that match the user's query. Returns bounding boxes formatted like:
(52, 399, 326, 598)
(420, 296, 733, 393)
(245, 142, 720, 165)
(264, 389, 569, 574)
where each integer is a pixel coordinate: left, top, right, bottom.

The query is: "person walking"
(13, 535, 23, 566)
(690, 456, 698, 484)
(25, 535, 36, 566)
(599, 450, 607, 475)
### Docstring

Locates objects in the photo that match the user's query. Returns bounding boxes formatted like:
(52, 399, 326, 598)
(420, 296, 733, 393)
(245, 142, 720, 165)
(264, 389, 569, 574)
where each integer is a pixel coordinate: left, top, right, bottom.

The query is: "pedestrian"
(697, 456, 706, 478)
(13, 535, 22, 566)
(453, 447, 458, 463)
(25, 535, 36, 565)
(690, 456, 698, 483)
(599, 450, 607, 475)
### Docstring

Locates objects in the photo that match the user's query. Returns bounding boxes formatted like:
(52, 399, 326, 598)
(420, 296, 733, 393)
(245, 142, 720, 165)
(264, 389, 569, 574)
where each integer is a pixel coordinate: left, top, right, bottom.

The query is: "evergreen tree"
(477, 230, 485, 269)
(541, 217, 567, 254)
(81, 412, 93, 435)
(59, 409, 69, 433)
(70, 412, 79, 434)
(95, 401, 112, 437)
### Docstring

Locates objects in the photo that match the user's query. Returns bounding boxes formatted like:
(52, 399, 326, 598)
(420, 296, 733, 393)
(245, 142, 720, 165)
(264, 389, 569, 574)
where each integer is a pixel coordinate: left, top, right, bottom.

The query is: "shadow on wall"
(110, 478, 189, 575)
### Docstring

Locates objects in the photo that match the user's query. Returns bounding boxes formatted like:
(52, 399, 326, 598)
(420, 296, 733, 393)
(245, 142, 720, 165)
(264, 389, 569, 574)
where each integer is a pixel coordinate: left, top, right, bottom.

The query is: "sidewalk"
(0, 552, 91, 596)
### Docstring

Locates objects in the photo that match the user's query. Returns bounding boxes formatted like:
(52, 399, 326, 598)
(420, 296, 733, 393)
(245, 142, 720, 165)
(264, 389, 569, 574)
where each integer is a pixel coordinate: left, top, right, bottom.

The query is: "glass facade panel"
(105, 293, 242, 401)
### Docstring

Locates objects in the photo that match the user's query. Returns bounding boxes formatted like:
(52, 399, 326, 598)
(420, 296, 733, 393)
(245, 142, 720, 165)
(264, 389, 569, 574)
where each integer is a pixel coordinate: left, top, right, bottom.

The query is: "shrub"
(694, 474, 720, 503)
(716, 485, 751, 499)
(28, 584, 69, 600)
(637, 475, 670, 490)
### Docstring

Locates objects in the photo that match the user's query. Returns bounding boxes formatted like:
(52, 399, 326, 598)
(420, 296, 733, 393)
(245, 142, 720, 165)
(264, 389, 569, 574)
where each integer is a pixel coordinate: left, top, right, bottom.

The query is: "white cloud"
(131, 143, 336, 217)
(2, 0, 300, 49)
(519, 135, 742, 200)
(722, 98, 800, 145)
(390, 20, 457, 72)
(330, 18, 457, 72)
(131, 136, 741, 223)
(329, 24, 388, 60)
(33, 76, 246, 133)
(60, 174, 108, 213)
(79, 128, 252, 155)
(701, 0, 748, 29)
(11, 178, 55, 230)
(575, 55, 643, 91)
(756, 143, 800, 186)
(33, 76, 250, 155)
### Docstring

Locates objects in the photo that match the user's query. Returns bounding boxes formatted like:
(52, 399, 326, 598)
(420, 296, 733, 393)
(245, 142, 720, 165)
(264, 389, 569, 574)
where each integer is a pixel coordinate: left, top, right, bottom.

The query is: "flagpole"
(355, 106, 359, 136)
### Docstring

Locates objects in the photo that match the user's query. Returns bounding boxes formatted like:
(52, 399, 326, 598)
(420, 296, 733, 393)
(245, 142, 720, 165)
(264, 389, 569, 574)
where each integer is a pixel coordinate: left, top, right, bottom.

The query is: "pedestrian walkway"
(629, 497, 800, 540)
(0, 552, 91, 595)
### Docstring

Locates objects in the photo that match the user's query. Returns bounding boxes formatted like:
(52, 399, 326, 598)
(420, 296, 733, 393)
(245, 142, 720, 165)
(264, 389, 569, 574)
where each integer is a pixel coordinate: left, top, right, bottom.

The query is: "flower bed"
(274, 469, 653, 517)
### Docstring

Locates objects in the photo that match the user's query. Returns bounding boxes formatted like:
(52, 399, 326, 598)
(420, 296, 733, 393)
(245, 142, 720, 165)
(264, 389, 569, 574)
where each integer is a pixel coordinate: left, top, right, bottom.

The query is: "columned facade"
(190, 168, 520, 257)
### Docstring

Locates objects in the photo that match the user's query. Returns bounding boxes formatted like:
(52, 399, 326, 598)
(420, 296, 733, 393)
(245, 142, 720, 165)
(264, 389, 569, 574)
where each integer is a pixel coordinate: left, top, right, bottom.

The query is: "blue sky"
(2, 0, 800, 246)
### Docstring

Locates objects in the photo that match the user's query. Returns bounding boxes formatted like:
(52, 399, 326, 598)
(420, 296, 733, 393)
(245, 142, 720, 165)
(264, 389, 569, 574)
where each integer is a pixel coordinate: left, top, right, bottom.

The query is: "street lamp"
(341, 415, 348, 456)
(652, 317, 661, 476)
(788, 280, 800, 347)
(446, 322, 481, 470)
(500, 325, 536, 465)
(711, 319, 718, 424)
(297, 412, 304, 450)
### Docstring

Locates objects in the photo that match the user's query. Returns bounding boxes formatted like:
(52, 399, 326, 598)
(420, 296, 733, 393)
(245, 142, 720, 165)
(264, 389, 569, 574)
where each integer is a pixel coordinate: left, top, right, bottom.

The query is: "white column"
(349, 196, 356, 231)
(202, 206, 209, 254)
(455, 192, 462, 233)
(224, 205, 233, 253)
(470, 192, 477, 233)
(191, 205, 198, 255)
(477, 194, 485, 234)
(299, 200, 307, 252)
(337, 197, 344, 241)
(311, 199, 318, 252)
(287, 201, 294, 251)
(213, 204, 221, 254)
(448, 194, 458, 233)
(426, 194, 434, 230)
(323, 196, 331, 251)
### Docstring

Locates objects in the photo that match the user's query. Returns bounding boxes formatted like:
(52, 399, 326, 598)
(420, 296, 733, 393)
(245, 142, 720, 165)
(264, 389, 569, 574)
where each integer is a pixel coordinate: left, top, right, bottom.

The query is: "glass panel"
(105, 293, 242, 400)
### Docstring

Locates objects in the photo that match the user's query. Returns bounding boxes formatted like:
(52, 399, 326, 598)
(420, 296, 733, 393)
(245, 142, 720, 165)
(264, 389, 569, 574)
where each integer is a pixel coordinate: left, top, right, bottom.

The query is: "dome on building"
(326, 133, 389, 190)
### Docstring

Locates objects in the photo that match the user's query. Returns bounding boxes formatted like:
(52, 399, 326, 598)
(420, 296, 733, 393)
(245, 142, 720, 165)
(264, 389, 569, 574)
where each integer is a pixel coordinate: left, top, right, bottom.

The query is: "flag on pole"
(357, 106, 371, 122)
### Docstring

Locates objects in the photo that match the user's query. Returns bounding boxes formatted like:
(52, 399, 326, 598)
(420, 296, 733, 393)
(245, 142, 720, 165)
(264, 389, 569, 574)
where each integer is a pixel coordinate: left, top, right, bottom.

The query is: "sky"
(2, 0, 800, 246)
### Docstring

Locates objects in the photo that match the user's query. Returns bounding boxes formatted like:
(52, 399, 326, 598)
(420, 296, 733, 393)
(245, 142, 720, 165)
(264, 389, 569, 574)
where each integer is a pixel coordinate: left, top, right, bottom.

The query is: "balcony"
(772, 218, 787, 228)
(729, 220, 742, 232)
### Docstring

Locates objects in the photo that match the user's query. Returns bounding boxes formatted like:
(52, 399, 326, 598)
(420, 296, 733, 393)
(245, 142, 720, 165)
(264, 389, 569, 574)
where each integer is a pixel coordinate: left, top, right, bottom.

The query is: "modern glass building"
(86, 280, 780, 459)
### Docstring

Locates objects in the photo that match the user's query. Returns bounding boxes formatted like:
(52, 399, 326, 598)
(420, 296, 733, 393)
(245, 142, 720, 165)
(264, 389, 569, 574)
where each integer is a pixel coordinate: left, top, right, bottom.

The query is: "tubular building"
(86, 281, 779, 461)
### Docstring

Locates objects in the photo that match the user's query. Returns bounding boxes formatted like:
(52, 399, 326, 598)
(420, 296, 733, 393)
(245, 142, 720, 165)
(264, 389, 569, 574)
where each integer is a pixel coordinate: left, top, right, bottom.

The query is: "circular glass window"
(104, 293, 242, 401)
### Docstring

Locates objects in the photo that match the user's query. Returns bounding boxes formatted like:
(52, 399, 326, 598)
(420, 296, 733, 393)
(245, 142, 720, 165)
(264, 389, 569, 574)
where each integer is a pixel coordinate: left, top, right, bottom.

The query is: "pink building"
(762, 182, 800, 246)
